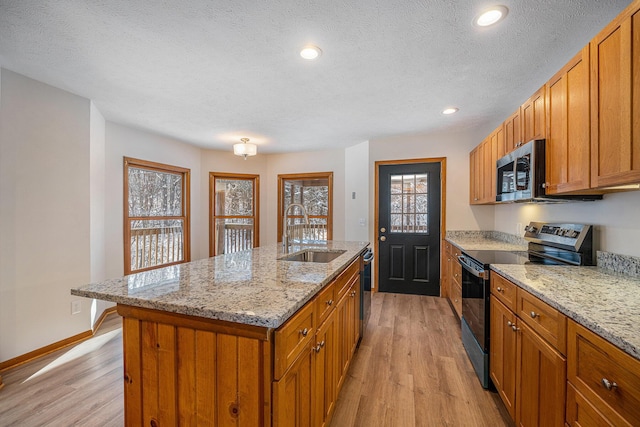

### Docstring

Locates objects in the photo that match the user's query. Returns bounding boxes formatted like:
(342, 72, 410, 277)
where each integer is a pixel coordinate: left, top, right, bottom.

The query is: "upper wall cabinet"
(545, 46, 592, 194)
(470, 126, 500, 205)
(504, 108, 522, 153)
(590, 1, 640, 188)
(522, 86, 546, 143)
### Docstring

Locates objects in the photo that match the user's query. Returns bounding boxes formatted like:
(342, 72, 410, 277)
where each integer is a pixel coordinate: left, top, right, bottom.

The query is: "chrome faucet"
(283, 203, 309, 253)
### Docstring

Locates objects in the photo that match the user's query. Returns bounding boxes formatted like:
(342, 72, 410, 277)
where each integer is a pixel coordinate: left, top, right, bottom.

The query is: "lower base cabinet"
(117, 256, 363, 427)
(490, 274, 567, 427)
(516, 321, 566, 427)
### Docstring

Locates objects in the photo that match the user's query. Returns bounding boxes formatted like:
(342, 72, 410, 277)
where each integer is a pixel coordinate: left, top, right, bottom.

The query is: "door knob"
(380, 227, 386, 233)
(380, 236, 386, 241)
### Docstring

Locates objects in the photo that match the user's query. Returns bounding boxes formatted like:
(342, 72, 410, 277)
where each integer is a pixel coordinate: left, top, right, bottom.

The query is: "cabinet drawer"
(567, 320, 640, 426)
(335, 259, 360, 301)
(491, 272, 518, 311)
(566, 382, 617, 426)
(274, 301, 315, 380)
(315, 281, 336, 327)
(517, 288, 567, 354)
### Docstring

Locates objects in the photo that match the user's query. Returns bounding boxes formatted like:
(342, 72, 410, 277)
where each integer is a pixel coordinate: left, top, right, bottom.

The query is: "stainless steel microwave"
(495, 139, 601, 203)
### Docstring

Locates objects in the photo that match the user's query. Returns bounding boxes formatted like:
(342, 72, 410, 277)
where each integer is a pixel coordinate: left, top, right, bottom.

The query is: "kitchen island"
(72, 241, 369, 426)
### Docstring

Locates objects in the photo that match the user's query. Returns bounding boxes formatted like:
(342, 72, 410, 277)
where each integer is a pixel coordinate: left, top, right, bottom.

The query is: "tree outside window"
(123, 157, 190, 274)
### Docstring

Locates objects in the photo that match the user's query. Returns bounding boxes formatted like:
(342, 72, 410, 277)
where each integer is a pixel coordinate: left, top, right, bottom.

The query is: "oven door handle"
(457, 256, 485, 279)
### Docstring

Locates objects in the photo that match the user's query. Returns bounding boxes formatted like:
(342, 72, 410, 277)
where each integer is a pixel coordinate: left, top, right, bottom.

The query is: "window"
(278, 172, 333, 242)
(389, 173, 429, 233)
(209, 173, 259, 256)
(124, 157, 190, 275)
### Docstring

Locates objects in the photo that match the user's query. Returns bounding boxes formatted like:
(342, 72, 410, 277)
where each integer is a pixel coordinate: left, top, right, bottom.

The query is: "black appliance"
(360, 249, 373, 343)
(458, 222, 594, 388)
(496, 139, 602, 203)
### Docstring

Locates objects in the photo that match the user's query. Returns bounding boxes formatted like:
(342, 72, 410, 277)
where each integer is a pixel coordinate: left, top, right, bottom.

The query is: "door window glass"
(389, 174, 428, 234)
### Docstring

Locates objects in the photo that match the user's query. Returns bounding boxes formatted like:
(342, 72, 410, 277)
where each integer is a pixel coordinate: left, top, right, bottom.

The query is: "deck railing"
(130, 226, 184, 271)
(286, 223, 328, 242)
(216, 223, 254, 254)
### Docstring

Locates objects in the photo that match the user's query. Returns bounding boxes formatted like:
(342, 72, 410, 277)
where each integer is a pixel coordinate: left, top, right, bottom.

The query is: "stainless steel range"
(458, 222, 594, 388)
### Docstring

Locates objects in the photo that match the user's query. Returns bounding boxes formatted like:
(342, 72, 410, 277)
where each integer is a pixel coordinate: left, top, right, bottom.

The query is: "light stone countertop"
(445, 232, 528, 252)
(71, 241, 369, 329)
(491, 264, 640, 361)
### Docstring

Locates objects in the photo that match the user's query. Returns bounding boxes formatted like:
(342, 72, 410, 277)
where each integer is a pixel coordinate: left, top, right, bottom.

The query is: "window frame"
(123, 157, 191, 275)
(277, 172, 333, 242)
(209, 172, 260, 256)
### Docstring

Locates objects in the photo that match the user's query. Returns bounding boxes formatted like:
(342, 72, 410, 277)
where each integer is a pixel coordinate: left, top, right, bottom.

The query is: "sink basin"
(280, 249, 347, 263)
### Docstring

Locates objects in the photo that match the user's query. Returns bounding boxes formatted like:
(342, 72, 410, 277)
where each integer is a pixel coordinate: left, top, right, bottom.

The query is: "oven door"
(458, 256, 488, 351)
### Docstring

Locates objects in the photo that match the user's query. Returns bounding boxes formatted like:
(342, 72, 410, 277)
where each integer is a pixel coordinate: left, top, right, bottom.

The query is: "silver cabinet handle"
(512, 325, 519, 332)
(300, 328, 308, 337)
(326, 299, 333, 306)
(507, 321, 513, 327)
(530, 311, 539, 319)
(497, 287, 503, 292)
(601, 378, 618, 391)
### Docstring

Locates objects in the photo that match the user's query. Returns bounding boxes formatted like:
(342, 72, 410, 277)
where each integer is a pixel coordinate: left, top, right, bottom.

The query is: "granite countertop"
(71, 241, 369, 329)
(445, 230, 528, 252)
(491, 264, 640, 361)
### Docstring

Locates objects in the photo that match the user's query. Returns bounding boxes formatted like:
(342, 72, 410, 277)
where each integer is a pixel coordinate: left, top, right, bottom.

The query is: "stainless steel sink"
(279, 249, 346, 263)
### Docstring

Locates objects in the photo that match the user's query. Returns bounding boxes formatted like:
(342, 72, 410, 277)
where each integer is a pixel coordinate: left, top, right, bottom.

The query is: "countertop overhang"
(71, 241, 369, 329)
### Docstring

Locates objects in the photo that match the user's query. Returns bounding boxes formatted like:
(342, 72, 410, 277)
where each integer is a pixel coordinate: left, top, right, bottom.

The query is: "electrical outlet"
(71, 300, 81, 315)
(516, 222, 523, 235)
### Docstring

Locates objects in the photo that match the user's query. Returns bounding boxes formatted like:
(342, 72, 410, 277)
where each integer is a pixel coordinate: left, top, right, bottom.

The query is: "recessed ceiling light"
(475, 6, 508, 27)
(442, 108, 459, 115)
(300, 45, 322, 60)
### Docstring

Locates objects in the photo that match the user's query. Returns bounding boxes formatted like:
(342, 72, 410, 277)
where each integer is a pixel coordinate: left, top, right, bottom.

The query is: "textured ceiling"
(0, 0, 632, 153)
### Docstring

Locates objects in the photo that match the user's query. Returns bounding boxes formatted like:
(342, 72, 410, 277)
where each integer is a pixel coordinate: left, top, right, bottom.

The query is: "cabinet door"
(516, 321, 567, 427)
(313, 314, 336, 427)
(591, 5, 640, 188)
(504, 108, 522, 153)
(349, 277, 361, 354)
(490, 296, 518, 422)
(546, 46, 592, 194)
(483, 136, 496, 203)
(522, 86, 546, 143)
(273, 344, 314, 427)
(335, 293, 349, 391)
(470, 145, 482, 204)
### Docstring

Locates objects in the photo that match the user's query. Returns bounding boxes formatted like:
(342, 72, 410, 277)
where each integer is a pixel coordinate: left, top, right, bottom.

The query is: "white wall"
(345, 141, 370, 242)
(104, 123, 204, 278)
(0, 70, 92, 361)
(264, 149, 346, 244)
(199, 150, 269, 256)
(494, 191, 640, 257)
(368, 128, 495, 246)
(89, 103, 113, 323)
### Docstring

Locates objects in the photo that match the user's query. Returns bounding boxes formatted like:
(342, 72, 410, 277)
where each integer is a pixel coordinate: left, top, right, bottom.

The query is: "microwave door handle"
(457, 256, 484, 278)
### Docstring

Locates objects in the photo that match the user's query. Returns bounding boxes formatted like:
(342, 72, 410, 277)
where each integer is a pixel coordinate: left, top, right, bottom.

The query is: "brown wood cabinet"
(470, 126, 500, 205)
(545, 46, 592, 194)
(442, 241, 462, 317)
(567, 320, 640, 426)
(117, 256, 362, 427)
(490, 296, 518, 421)
(522, 86, 546, 143)
(469, 143, 483, 204)
(590, 1, 640, 189)
(504, 108, 523, 153)
(490, 273, 567, 426)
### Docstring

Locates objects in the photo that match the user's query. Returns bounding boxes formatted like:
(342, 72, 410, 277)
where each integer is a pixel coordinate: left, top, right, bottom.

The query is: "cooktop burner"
(461, 250, 530, 267)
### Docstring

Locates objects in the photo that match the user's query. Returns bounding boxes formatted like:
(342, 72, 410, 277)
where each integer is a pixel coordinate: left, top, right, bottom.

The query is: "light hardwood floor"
(0, 294, 512, 426)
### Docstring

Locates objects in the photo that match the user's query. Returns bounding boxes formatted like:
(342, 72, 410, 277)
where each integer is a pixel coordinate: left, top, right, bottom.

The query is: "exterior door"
(377, 162, 441, 295)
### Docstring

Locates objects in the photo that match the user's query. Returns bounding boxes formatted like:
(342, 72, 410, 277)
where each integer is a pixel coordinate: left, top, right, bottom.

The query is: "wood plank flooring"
(0, 294, 512, 426)
(329, 292, 512, 427)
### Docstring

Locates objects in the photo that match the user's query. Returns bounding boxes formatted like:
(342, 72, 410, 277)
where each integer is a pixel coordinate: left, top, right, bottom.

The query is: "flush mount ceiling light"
(475, 5, 508, 27)
(300, 45, 322, 60)
(233, 137, 257, 160)
(442, 107, 459, 115)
